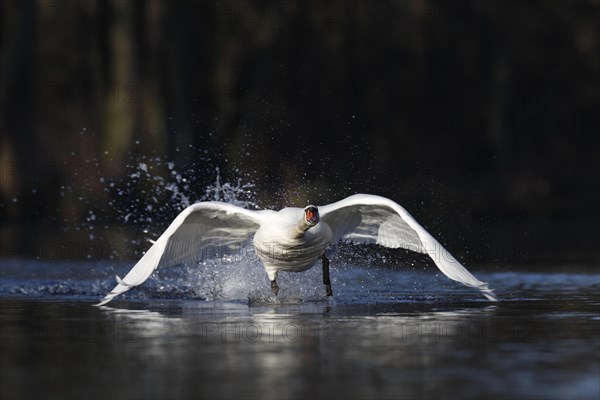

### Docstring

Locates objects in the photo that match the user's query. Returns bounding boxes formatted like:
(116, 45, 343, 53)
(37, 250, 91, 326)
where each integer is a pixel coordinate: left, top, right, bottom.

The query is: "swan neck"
(293, 218, 311, 238)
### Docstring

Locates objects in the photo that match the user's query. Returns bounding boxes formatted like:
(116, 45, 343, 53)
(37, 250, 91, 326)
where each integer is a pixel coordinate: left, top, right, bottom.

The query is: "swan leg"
(271, 280, 280, 296)
(266, 270, 279, 296)
(322, 254, 333, 296)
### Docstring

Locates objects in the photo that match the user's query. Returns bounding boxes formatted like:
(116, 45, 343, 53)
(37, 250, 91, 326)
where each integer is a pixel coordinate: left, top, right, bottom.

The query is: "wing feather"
(95, 202, 261, 306)
(320, 194, 497, 301)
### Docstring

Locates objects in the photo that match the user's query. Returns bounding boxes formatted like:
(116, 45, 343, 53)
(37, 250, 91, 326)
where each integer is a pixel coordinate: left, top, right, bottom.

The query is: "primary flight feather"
(96, 194, 497, 306)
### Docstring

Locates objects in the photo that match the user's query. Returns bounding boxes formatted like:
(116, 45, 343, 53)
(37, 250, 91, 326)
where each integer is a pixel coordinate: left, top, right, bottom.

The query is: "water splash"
(97, 160, 266, 300)
(108, 162, 258, 228)
(198, 167, 257, 209)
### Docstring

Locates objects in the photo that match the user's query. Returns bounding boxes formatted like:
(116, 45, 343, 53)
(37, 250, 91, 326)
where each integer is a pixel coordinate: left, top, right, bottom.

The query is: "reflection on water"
(93, 302, 510, 399)
(1, 265, 599, 399)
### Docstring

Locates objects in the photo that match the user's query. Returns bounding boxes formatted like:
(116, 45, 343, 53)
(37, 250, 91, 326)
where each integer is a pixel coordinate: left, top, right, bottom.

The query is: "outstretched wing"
(319, 194, 497, 301)
(96, 202, 262, 306)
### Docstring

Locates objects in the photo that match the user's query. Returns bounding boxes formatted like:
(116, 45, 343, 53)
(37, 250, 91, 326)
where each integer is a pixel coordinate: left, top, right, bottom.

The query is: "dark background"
(1, 0, 599, 265)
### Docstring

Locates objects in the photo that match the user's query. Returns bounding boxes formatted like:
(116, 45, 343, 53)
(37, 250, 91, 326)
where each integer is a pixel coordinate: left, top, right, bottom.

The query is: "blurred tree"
(0, 0, 598, 263)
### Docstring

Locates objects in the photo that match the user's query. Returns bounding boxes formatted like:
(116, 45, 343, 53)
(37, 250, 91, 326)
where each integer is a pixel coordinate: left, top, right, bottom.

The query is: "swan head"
(304, 205, 319, 226)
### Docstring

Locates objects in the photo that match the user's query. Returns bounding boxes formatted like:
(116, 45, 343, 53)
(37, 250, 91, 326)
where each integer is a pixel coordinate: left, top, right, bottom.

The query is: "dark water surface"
(1, 261, 599, 400)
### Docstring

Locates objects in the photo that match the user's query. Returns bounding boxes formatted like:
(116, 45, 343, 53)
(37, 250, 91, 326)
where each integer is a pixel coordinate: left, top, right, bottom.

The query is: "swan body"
(96, 194, 497, 306)
(253, 207, 332, 279)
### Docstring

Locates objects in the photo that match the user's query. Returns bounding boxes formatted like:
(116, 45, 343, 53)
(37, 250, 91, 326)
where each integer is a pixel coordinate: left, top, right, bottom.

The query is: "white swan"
(95, 194, 497, 306)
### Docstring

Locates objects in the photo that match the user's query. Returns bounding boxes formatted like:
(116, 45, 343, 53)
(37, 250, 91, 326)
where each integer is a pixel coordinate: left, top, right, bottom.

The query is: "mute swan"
(96, 194, 496, 306)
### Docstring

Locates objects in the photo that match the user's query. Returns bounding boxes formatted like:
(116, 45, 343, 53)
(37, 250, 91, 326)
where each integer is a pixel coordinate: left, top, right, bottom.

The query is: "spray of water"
(98, 160, 273, 301)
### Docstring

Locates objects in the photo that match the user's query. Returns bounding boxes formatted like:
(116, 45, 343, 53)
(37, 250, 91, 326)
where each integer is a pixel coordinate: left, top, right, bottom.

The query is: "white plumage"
(95, 194, 496, 306)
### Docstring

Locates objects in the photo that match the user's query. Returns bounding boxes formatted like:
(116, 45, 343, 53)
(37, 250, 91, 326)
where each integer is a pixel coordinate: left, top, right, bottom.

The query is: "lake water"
(1, 259, 599, 399)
